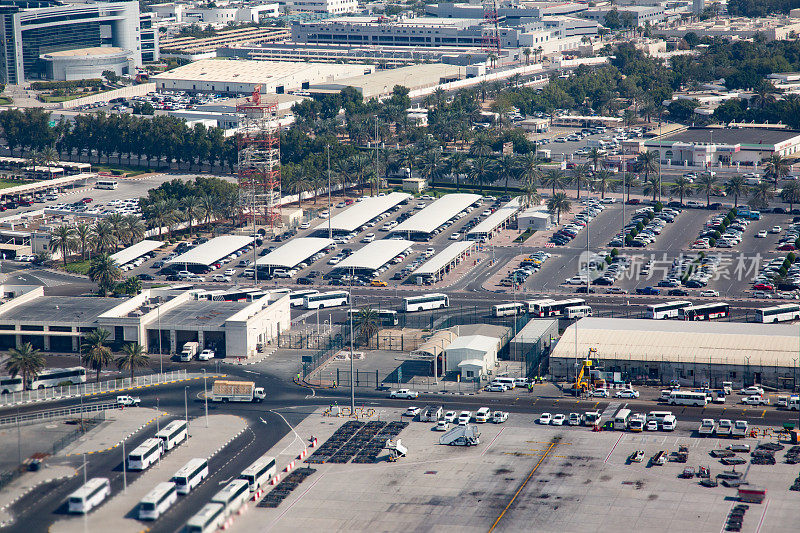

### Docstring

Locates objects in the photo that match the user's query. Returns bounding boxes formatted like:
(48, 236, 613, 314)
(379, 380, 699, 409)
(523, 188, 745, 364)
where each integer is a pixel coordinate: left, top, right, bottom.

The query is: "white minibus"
(172, 458, 209, 494)
(67, 478, 111, 514)
(138, 481, 178, 520)
(128, 438, 164, 471)
(210, 479, 250, 518)
(239, 455, 277, 493)
(156, 420, 187, 451)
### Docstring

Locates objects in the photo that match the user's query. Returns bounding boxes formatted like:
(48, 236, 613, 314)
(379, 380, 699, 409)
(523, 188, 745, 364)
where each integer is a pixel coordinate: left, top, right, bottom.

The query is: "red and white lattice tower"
(482, 0, 501, 57)
(237, 85, 281, 227)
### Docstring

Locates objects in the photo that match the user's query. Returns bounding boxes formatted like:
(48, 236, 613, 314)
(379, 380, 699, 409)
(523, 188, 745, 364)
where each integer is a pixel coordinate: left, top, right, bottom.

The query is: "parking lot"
(228, 406, 800, 533)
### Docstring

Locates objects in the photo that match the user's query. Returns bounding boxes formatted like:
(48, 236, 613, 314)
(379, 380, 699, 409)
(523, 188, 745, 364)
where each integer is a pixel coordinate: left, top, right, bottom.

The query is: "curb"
(63, 411, 165, 457)
(0, 469, 77, 527)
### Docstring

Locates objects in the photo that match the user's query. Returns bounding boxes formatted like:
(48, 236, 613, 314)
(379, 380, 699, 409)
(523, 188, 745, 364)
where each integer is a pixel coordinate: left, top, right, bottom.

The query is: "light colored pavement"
(0, 464, 76, 527)
(58, 407, 163, 457)
(230, 408, 798, 533)
(50, 414, 247, 533)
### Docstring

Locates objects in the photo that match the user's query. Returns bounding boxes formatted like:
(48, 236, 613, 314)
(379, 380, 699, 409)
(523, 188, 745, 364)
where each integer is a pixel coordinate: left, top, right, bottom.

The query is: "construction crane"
(573, 348, 598, 394)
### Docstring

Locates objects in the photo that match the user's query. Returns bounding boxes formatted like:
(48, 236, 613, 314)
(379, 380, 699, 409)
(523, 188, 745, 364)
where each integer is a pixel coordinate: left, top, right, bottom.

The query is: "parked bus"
(0, 375, 23, 394)
(647, 300, 692, 319)
(403, 293, 449, 312)
(128, 438, 164, 471)
(210, 479, 250, 518)
(347, 308, 399, 326)
(491, 302, 525, 317)
(668, 391, 708, 407)
(173, 458, 209, 494)
(185, 503, 226, 533)
(303, 290, 350, 309)
(289, 289, 319, 307)
(29, 367, 86, 389)
(565, 305, 593, 319)
(67, 478, 111, 514)
(755, 303, 800, 323)
(156, 420, 187, 451)
(138, 481, 178, 521)
(531, 298, 586, 318)
(613, 408, 631, 430)
(524, 298, 554, 313)
(95, 180, 118, 190)
(679, 302, 729, 321)
(239, 455, 276, 493)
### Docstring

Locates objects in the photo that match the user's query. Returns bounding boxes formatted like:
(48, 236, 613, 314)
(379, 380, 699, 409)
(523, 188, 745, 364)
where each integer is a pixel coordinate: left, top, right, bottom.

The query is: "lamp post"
(122, 438, 127, 492)
(349, 266, 355, 413)
(202, 369, 208, 427)
(184, 386, 190, 437)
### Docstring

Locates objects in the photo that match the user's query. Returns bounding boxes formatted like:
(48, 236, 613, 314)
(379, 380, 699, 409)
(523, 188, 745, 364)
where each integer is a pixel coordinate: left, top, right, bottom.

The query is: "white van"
(646, 411, 673, 426)
(475, 407, 491, 423)
(661, 415, 677, 431)
(492, 377, 516, 389)
(565, 305, 593, 319)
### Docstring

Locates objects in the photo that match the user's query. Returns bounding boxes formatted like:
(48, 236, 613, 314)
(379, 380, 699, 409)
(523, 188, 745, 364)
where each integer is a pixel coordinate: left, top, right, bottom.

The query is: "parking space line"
(755, 499, 770, 533)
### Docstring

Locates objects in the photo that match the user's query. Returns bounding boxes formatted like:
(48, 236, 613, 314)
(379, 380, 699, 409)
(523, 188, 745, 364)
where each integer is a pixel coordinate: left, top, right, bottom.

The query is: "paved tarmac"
(58, 407, 162, 457)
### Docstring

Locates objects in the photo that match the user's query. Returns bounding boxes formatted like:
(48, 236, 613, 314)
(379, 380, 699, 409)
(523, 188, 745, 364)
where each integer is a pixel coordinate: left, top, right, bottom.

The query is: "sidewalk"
(50, 414, 247, 533)
(58, 407, 162, 457)
(0, 464, 77, 528)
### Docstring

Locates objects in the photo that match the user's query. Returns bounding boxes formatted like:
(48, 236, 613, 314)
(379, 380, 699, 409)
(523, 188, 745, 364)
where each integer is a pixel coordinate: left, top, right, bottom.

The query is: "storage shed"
(444, 334, 499, 377)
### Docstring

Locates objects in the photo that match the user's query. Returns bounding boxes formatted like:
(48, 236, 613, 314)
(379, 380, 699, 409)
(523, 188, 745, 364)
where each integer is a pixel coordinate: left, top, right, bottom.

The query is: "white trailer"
(419, 406, 443, 422)
(439, 425, 480, 446)
(210, 380, 265, 403)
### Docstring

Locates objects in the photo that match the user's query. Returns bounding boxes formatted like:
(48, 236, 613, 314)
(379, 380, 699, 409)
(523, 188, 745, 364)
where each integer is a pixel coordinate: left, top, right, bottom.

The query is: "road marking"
(218, 476, 232, 484)
(490, 441, 556, 533)
(593, 402, 599, 408)
(760, 409, 766, 418)
(755, 499, 770, 533)
(480, 428, 505, 456)
(604, 433, 624, 464)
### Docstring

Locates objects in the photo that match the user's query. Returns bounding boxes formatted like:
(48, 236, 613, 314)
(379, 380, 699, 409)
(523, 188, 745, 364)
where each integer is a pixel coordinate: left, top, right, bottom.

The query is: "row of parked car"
(550, 198, 605, 246)
(499, 252, 552, 287)
(609, 206, 679, 248)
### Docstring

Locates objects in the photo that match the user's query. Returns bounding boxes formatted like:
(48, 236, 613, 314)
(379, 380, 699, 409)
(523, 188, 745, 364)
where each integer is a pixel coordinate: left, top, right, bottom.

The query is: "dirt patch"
(554, 471, 573, 478)
(648, 494, 658, 500)
(600, 474, 612, 481)
(495, 467, 513, 475)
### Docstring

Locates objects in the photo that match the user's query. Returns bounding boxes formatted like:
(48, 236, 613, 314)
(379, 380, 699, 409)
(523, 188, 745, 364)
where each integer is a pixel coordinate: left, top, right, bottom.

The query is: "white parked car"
(116, 395, 140, 407)
(756, 230, 768, 238)
(699, 290, 719, 297)
(590, 388, 610, 398)
(443, 411, 457, 423)
(434, 420, 449, 431)
(457, 411, 472, 425)
(492, 411, 508, 424)
(449, 233, 461, 240)
(211, 274, 231, 282)
(197, 349, 215, 361)
(403, 406, 421, 417)
(389, 389, 419, 399)
(537, 413, 553, 425)
(741, 395, 769, 406)
(740, 386, 764, 396)
(485, 384, 508, 392)
(224, 269, 236, 276)
(616, 389, 640, 399)
(568, 413, 581, 426)
(645, 420, 659, 431)
(551, 414, 566, 426)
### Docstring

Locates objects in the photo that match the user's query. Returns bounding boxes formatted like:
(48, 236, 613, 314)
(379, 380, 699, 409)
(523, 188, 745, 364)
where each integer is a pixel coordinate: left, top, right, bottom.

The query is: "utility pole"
(202, 369, 208, 427)
(184, 386, 189, 438)
(327, 145, 332, 240)
(157, 302, 162, 380)
(349, 266, 355, 413)
(122, 438, 127, 493)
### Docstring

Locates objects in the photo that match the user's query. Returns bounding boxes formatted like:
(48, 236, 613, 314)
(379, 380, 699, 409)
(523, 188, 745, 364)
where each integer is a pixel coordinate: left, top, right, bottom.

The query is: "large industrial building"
(0, 0, 155, 84)
(644, 127, 800, 168)
(550, 318, 800, 391)
(0, 286, 290, 359)
(152, 59, 373, 95)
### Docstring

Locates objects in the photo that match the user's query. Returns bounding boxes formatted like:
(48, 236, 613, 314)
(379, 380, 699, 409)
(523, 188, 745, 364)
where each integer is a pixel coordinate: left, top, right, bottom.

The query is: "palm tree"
(88, 253, 122, 296)
(468, 156, 493, 193)
(595, 170, 614, 199)
(749, 181, 774, 210)
(571, 163, 592, 200)
(200, 194, 215, 227)
(724, 175, 748, 208)
(622, 173, 639, 202)
(642, 174, 661, 203)
(541, 168, 567, 196)
(419, 149, 445, 192)
(355, 307, 381, 347)
(520, 179, 541, 209)
(587, 147, 603, 173)
(447, 152, 469, 191)
(91, 220, 117, 254)
(671, 175, 694, 205)
(81, 329, 113, 383)
(781, 181, 800, 211)
(50, 225, 76, 266)
(523, 47, 532, 65)
(183, 195, 201, 235)
(74, 223, 92, 261)
(495, 154, 519, 194)
(123, 215, 145, 246)
(695, 173, 718, 208)
(469, 132, 493, 158)
(4, 343, 45, 390)
(547, 192, 572, 224)
(518, 152, 540, 189)
(116, 343, 150, 381)
(763, 153, 790, 191)
(106, 213, 126, 250)
(637, 150, 659, 184)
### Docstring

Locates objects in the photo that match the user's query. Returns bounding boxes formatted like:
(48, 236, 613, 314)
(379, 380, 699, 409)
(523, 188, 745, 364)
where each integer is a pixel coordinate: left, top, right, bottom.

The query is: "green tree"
(724, 175, 748, 208)
(50, 225, 76, 266)
(81, 328, 113, 383)
(88, 254, 122, 296)
(547, 192, 572, 224)
(117, 276, 142, 296)
(587, 147, 603, 173)
(571, 163, 592, 200)
(749, 181, 773, 210)
(446, 151, 469, 191)
(182, 195, 201, 234)
(4, 343, 45, 390)
(74, 223, 92, 261)
(91, 220, 117, 253)
(642, 174, 661, 203)
(495, 154, 519, 194)
(764, 153, 790, 190)
(419, 149, 446, 192)
(781, 181, 800, 211)
(541, 168, 567, 196)
(671, 175, 694, 205)
(695, 173, 718, 207)
(521, 179, 541, 209)
(115, 343, 150, 381)
(355, 307, 381, 347)
(468, 155, 493, 193)
(595, 169, 614, 199)
(636, 150, 659, 185)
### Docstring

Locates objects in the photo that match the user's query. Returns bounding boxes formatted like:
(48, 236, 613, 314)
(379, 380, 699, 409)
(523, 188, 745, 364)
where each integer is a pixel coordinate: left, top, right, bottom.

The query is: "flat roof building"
(153, 59, 373, 95)
(445, 334, 499, 379)
(412, 241, 475, 282)
(551, 318, 800, 390)
(256, 237, 334, 271)
(167, 236, 253, 269)
(391, 193, 481, 240)
(334, 239, 413, 274)
(467, 197, 520, 240)
(312, 192, 411, 234)
(110, 240, 163, 267)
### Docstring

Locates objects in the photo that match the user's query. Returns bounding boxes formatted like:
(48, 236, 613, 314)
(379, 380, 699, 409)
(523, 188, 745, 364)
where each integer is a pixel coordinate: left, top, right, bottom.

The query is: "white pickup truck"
(698, 418, 716, 436)
(389, 389, 419, 399)
(116, 395, 140, 407)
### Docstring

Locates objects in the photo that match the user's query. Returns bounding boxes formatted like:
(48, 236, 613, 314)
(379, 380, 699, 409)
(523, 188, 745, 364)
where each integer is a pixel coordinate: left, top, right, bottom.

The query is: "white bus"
(30, 367, 86, 389)
(755, 304, 800, 323)
(185, 503, 226, 533)
(565, 305, 593, 319)
(210, 479, 250, 518)
(128, 438, 164, 471)
(0, 375, 23, 394)
(173, 458, 209, 494)
(239, 455, 277, 493)
(156, 420, 187, 451)
(679, 302, 729, 321)
(303, 290, 350, 309)
(531, 298, 586, 318)
(95, 179, 118, 190)
(289, 290, 319, 307)
(613, 408, 631, 430)
(647, 300, 692, 319)
(668, 391, 708, 406)
(138, 481, 178, 521)
(403, 293, 449, 312)
(491, 302, 525, 317)
(347, 308, 399, 326)
(67, 478, 111, 514)
(524, 298, 554, 313)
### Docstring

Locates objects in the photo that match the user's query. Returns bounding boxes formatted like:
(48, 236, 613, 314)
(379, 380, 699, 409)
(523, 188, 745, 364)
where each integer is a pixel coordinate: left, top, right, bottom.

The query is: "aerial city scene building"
(1, 0, 800, 531)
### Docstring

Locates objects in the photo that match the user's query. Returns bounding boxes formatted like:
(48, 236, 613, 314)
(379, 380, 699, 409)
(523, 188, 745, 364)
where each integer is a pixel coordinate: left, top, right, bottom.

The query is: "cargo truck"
(180, 342, 199, 362)
(210, 380, 265, 403)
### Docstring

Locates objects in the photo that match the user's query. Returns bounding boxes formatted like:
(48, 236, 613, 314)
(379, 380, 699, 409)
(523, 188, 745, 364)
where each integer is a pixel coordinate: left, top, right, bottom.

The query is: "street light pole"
(202, 369, 208, 427)
(327, 145, 332, 241)
(122, 438, 127, 493)
(349, 266, 355, 413)
(184, 386, 189, 437)
(157, 302, 162, 380)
